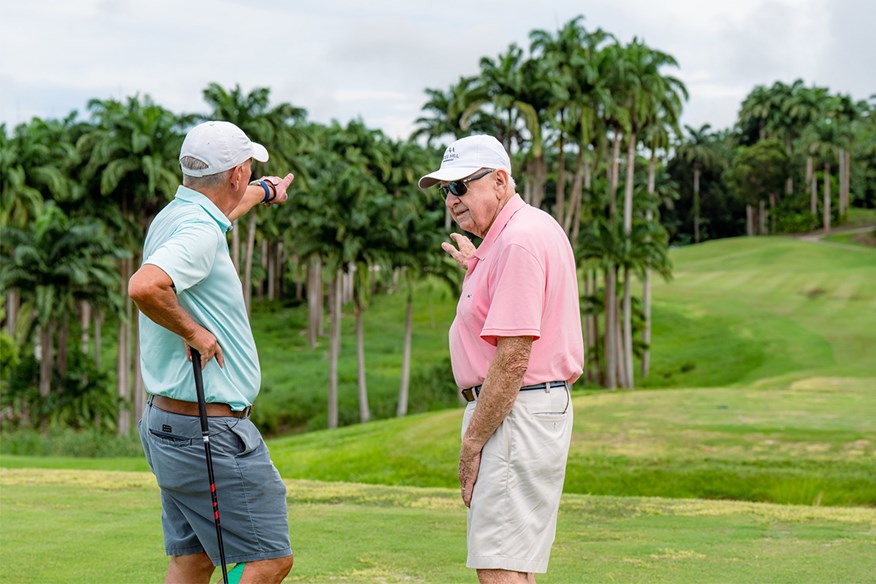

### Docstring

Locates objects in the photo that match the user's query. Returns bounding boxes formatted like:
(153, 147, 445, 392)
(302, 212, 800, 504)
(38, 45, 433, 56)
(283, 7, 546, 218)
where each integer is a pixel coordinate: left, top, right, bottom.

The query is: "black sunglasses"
(439, 169, 495, 198)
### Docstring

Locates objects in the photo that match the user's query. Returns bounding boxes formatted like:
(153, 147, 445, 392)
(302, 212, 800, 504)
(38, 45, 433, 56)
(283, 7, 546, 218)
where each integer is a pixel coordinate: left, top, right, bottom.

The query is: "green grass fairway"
(5, 378, 873, 506)
(644, 236, 876, 388)
(1, 468, 873, 584)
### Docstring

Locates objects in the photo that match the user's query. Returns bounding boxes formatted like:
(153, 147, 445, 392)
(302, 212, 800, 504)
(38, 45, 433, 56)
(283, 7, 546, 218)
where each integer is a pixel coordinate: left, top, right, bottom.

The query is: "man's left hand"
(261, 173, 294, 206)
(459, 446, 482, 508)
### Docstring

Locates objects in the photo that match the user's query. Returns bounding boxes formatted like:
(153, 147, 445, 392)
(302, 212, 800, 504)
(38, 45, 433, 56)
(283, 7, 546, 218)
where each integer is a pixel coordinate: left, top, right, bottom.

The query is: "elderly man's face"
(443, 169, 502, 238)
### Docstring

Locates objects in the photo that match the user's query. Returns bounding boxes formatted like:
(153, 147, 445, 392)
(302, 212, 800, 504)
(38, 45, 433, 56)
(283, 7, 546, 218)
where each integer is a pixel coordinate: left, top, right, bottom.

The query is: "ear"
(494, 169, 509, 196)
(228, 164, 244, 189)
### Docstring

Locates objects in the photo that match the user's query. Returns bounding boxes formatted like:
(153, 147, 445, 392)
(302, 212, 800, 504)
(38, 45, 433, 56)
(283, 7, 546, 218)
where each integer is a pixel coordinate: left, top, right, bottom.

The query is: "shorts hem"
(221, 547, 293, 566)
(166, 545, 206, 557)
(466, 555, 548, 573)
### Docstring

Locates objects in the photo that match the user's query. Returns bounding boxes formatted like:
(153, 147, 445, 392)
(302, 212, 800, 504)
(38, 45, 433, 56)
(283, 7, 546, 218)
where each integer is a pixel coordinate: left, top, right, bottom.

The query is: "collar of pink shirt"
(472, 193, 527, 263)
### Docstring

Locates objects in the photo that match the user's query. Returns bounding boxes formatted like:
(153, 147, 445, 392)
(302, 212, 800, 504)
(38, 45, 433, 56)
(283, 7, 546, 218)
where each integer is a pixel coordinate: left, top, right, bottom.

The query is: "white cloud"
(2, 0, 873, 138)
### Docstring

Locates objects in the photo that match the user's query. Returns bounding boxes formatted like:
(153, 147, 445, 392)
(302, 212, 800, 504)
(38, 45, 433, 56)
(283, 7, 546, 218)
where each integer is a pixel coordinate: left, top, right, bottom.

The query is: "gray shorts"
(139, 400, 292, 565)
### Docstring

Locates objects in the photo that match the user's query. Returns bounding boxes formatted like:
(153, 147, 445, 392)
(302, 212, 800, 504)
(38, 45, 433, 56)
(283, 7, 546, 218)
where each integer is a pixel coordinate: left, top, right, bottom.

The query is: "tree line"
(1, 15, 873, 435)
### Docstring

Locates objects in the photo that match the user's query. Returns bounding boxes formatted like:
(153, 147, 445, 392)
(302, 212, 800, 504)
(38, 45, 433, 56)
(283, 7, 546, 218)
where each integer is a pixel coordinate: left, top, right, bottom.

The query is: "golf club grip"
(190, 348, 210, 434)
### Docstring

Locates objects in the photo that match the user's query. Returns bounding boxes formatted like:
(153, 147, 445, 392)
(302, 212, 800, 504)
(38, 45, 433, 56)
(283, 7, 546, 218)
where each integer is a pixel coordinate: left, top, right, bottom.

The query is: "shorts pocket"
(226, 420, 264, 458)
(149, 428, 195, 448)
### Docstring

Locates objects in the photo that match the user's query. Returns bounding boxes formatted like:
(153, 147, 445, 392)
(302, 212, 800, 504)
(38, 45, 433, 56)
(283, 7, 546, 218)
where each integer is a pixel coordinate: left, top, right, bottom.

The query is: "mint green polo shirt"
(138, 185, 260, 410)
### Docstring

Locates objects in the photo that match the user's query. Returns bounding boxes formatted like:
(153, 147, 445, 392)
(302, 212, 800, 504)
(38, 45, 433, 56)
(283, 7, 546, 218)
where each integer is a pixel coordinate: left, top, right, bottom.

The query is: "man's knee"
(241, 555, 293, 583)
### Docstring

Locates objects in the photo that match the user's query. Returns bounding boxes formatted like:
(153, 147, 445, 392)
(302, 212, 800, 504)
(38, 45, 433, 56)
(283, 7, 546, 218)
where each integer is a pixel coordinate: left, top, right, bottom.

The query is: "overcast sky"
(1, 0, 873, 141)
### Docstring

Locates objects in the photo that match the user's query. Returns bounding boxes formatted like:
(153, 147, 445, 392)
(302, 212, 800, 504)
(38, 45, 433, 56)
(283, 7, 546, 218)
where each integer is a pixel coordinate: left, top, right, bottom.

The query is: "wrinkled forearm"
(129, 265, 201, 344)
(461, 336, 533, 454)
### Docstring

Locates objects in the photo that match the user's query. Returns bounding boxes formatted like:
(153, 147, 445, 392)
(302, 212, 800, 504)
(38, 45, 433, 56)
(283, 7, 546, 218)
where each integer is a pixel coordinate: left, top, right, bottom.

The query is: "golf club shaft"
(190, 348, 229, 584)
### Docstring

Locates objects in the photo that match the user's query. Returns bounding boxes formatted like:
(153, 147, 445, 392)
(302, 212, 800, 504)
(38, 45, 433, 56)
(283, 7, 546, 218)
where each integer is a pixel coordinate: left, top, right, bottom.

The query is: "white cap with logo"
(179, 121, 269, 177)
(418, 135, 511, 189)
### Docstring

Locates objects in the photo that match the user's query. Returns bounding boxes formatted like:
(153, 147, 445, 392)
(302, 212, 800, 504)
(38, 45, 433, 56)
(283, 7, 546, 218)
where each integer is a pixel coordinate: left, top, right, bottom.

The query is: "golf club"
(190, 347, 229, 584)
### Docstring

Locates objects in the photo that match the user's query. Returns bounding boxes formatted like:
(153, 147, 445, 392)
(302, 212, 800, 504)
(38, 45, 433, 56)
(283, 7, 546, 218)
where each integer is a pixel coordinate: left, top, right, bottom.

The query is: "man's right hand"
(441, 232, 476, 270)
(185, 328, 224, 369)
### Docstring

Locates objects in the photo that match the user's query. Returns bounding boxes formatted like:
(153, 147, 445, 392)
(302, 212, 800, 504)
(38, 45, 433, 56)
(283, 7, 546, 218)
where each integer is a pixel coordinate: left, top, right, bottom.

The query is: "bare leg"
(166, 553, 215, 584)
(477, 569, 531, 583)
(235, 556, 294, 584)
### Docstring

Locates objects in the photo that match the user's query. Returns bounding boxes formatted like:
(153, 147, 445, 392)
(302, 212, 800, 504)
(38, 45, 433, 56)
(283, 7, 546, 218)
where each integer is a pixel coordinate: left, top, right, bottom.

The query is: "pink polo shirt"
(448, 194, 584, 389)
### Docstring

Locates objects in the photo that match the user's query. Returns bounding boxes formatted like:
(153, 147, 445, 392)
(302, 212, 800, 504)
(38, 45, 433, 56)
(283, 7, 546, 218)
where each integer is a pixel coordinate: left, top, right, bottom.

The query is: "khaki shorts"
(462, 383, 573, 573)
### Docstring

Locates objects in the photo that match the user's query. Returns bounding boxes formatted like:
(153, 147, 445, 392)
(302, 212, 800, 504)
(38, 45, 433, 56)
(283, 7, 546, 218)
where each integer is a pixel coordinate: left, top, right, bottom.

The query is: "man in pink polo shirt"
(419, 135, 583, 583)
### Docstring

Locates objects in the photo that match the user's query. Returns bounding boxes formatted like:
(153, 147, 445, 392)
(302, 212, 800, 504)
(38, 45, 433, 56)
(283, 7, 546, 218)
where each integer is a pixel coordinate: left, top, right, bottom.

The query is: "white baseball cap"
(418, 135, 511, 189)
(179, 121, 269, 177)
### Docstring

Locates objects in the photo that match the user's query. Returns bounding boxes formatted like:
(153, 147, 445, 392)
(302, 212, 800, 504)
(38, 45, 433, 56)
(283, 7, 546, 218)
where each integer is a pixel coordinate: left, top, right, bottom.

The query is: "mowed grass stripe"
(1, 468, 874, 584)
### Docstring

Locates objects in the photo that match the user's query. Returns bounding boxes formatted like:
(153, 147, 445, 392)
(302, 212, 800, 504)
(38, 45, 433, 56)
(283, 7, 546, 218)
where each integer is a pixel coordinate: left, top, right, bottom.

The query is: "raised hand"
(441, 232, 476, 270)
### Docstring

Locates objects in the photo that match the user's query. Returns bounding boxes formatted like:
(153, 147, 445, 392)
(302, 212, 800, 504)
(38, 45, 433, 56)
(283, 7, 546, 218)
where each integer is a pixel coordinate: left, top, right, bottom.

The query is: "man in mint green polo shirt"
(130, 121, 294, 584)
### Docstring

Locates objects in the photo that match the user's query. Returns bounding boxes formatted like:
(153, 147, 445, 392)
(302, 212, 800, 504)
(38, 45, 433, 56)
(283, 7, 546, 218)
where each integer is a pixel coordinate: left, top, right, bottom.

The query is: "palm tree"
(804, 119, 845, 235)
(0, 204, 123, 427)
(0, 117, 79, 337)
(78, 94, 182, 434)
(676, 124, 721, 243)
(201, 83, 307, 313)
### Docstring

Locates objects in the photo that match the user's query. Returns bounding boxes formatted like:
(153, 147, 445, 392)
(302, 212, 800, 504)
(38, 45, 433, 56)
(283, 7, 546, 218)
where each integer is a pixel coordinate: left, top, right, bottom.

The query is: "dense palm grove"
(1, 17, 874, 435)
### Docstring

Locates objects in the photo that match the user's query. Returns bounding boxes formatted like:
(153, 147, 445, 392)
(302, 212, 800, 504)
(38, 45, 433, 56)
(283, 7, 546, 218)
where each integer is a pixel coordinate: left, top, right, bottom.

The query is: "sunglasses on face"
(439, 169, 495, 198)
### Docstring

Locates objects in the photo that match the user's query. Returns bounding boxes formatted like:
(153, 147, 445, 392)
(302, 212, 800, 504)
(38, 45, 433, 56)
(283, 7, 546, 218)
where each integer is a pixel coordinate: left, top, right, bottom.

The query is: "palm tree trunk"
(132, 309, 145, 424)
(572, 155, 591, 242)
(6, 290, 19, 337)
(354, 297, 370, 423)
(615, 308, 627, 388)
(563, 148, 584, 235)
(231, 220, 240, 272)
(622, 267, 634, 388)
(39, 324, 54, 399)
(810, 166, 818, 216)
(746, 204, 754, 237)
(805, 156, 815, 215)
(79, 300, 91, 355)
(94, 310, 104, 369)
(823, 164, 831, 235)
(623, 131, 636, 233)
(642, 155, 656, 379)
(693, 167, 701, 243)
(582, 271, 591, 384)
(785, 135, 793, 196)
(759, 200, 767, 235)
(307, 257, 321, 349)
(117, 258, 132, 436)
(397, 293, 413, 417)
(589, 271, 601, 386)
(243, 214, 256, 315)
(260, 238, 269, 301)
(604, 267, 617, 390)
(838, 148, 846, 217)
(328, 271, 341, 429)
(844, 150, 851, 212)
(57, 312, 69, 376)
(555, 132, 566, 225)
(609, 133, 621, 216)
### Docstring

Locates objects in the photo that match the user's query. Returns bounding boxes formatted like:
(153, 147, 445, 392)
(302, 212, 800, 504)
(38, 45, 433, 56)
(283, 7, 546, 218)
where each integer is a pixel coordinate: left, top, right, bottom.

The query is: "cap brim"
(252, 142, 269, 163)
(417, 166, 483, 190)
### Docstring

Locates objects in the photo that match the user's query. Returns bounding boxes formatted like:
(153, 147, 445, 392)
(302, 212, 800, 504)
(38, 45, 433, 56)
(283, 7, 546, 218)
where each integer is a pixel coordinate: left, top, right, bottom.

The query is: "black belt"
(461, 380, 567, 402)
